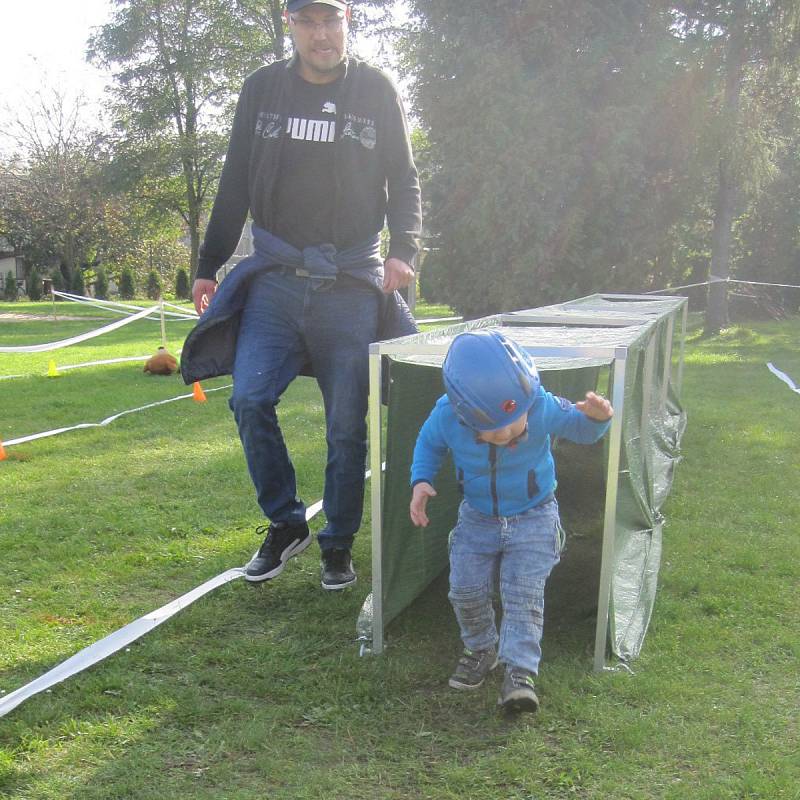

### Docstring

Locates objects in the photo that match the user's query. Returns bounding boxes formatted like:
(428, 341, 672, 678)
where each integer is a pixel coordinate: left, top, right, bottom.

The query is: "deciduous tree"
(0, 90, 106, 286)
(89, 0, 278, 279)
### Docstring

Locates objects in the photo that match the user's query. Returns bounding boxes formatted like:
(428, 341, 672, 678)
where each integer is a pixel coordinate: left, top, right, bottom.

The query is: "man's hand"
(575, 391, 614, 421)
(410, 481, 437, 527)
(192, 279, 218, 315)
(382, 257, 415, 294)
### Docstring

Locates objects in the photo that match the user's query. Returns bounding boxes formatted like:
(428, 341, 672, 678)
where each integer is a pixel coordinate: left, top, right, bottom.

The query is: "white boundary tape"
(0, 353, 185, 379)
(53, 291, 197, 321)
(162, 300, 198, 318)
(0, 464, 381, 718)
(0, 567, 247, 718)
(51, 292, 146, 318)
(646, 276, 800, 295)
(767, 362, 800, 394)
(58, 356, 154, 372)
(3, 384, 232, 448)
(0, 304, 156, 354)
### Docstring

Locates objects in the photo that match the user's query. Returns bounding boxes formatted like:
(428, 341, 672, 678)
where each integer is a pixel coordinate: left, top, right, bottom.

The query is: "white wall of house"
(0, 255, 24, 290)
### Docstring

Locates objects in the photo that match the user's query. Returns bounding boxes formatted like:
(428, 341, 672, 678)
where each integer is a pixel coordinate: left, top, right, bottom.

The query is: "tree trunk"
(705, 8, 746, 334)
(706, 159, 737, 332)
(188, 209, 200, 281)
(270, 0, 285, 61)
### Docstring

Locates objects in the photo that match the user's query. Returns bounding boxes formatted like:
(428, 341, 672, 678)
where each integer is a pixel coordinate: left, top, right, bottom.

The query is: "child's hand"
(410, 482, 437, 527)
(576, 391, 614, 421)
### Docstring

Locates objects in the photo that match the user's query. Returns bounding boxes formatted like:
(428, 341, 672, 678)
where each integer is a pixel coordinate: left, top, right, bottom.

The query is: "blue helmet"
(442, 331, 540, 431)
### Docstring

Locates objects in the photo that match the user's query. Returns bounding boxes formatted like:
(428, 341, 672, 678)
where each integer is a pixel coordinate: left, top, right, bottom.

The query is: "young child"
(409, 330, 613, 712)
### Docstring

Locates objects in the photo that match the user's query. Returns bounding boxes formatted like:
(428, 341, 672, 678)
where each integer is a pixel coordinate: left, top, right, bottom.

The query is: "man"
(181, 0, 421, 591)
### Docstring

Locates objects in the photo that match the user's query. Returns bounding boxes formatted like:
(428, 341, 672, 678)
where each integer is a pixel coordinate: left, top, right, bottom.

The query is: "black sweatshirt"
(197, 54, 421, 281)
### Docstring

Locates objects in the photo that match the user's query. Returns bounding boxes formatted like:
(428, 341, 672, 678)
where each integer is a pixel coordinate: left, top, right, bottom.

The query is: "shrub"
(146, 270, 163, 300)
(71, 269, 86, 296)
(50, 270, 64, 298)
(95, 267, 109, 300)
(27, 268, 43, 301)
(175, 267, 190, 300)
(119, 268, 136, 300)
(3, 271, 17, 301)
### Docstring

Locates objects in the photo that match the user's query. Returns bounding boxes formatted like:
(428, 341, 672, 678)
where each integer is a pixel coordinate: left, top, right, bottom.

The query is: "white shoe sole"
(497, 690, 540, 712)
(320, 560, 357, 591)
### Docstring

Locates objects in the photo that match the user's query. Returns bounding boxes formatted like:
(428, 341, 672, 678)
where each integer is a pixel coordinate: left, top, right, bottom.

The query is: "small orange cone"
(0, 439, 7, 461)
(192, 381, 207, 403)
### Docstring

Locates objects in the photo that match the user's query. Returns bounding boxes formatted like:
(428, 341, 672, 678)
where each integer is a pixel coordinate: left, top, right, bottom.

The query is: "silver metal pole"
(593, 347, 627, 671)
(676, 300, 688, 398)
(368, 345, 385, 654)
(641, 337, 656, 440)
(159, 298, 167, 349)
(661, 314, 675, 408)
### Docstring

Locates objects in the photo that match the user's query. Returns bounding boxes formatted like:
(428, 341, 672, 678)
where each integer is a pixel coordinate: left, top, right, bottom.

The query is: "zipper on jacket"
(489, 444, 499, 517)
(527, 469, 539, 499)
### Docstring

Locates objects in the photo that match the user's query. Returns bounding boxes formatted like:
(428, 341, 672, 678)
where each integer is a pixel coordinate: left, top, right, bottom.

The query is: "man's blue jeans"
(230, 269, 380, 552)
(448, 497, 563, 675)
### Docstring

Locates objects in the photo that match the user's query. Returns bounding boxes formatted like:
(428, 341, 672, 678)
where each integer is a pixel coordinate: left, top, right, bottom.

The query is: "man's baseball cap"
(286, 0, 347, 12)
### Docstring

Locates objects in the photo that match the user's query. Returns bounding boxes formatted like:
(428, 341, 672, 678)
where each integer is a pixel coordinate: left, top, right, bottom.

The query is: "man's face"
(288, 3, 349, 84)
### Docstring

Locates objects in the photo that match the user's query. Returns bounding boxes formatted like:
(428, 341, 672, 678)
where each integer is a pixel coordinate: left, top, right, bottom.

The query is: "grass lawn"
(1, 301, 798, 799)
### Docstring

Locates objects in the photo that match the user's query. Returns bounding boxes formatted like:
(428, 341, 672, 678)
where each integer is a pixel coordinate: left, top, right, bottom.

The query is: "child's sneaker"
(497, 667, 539, 712)
(448, 647, 498, 690)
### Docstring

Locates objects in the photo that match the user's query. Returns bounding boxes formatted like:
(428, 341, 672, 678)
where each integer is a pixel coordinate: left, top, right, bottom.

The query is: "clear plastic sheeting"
(356, 592, 375, 656)
(363, 293, 687, 669)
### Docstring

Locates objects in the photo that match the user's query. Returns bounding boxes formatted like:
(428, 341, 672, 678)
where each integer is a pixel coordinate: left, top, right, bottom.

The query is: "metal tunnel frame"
(366, 294, 687, 671)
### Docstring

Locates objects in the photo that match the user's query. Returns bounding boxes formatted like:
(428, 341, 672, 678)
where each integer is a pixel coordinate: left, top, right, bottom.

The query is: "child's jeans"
(448, 497, 563, 675)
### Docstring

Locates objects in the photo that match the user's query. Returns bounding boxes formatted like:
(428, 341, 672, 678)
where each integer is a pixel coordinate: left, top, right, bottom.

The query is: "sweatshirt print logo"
(287, 116, 337, 143)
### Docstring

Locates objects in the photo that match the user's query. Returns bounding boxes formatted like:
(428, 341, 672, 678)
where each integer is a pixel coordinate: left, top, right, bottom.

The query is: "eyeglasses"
(289, 14, 345, 33)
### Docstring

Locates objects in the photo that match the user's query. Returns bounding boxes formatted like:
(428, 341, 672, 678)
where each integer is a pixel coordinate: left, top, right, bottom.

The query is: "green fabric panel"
(381, 361, 455, 626)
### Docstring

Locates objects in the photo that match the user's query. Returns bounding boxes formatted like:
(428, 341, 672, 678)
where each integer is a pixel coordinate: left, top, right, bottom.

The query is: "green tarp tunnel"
(360, 294, 687, 669)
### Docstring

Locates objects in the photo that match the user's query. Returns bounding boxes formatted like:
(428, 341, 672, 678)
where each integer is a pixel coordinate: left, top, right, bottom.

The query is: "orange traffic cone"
(192, 381, 207, 403)
(0, 439, 7, 461)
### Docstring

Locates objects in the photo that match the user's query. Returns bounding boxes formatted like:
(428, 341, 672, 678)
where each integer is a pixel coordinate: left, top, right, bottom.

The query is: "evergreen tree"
(670, 2, 800, 332)
(119, 267, 136, 300)
(27, 268, 43, 301)
(3, 270, 17, 301)
(95, 266, 109, 300)
(71, 269, 86, 297)
(402, 0, 800, 321)
(146, 270, 163, 300)
(50, 270, 64, 297)
(402, 1, 691, 317)
(175, 267, 190, 300)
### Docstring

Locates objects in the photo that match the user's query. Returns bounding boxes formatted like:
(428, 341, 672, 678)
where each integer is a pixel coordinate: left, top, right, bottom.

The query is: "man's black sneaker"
(245, 521, 311, 583)
(497, 667, 540, 713)
(320, 548, 357, 590)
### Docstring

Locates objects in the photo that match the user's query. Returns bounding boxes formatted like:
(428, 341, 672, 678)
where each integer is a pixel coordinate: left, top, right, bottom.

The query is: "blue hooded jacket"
(411, 386, 611, 517)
